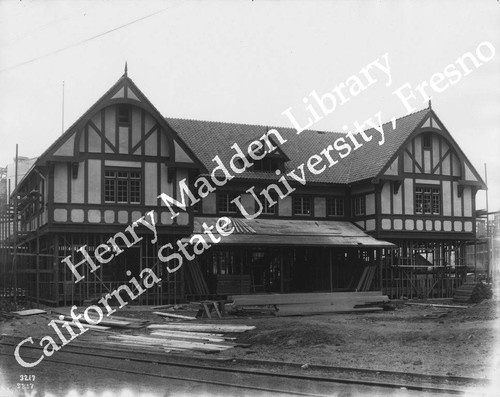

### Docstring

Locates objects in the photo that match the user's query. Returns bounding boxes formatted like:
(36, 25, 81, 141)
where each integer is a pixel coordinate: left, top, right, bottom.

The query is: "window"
(423, 132, 432, 150)
(252, 156, 283, 172)
(351, 196, 365, 216)
(293, 196, 312, 216)
(259, 193, 278, 215)
(326, 197, 344, 217)
(218, 192, 239, 213)
(415, 186, 441, 215)
(104, 169, 141, 204)
(118, 105, 130, 125)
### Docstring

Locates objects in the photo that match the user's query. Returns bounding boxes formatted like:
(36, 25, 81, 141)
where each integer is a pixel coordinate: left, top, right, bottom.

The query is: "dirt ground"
(1, 297, 499, 382)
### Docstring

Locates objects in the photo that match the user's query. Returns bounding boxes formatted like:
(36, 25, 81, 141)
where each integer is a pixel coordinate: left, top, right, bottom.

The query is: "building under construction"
(0, 71, 486, 306)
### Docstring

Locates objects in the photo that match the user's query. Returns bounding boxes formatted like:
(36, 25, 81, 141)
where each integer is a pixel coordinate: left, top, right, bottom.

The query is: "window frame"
(252, 156, 284, 172)
(292, 195, 313, 216)
(117, 105, 131, 126)
(414, 184, 441, 215)
(423, 132, 432, 150)
(258, 193, 279, 216)
(326, 197, 345, 217)
(104, 168, 142, 205)
(217, 192, 239, 214)
(351, 195, 366, 217)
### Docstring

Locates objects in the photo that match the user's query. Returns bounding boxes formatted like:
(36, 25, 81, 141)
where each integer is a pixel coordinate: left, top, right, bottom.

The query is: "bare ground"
(1, 297, 499, 381)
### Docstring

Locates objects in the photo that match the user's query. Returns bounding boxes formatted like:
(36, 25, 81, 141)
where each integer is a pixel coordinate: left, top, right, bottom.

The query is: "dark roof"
(166, 108, 430, 185)
(186, 217, 395, 247)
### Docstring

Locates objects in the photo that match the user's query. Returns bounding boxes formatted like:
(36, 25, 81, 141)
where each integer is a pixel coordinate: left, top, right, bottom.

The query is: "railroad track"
(0, 336, 489, 396)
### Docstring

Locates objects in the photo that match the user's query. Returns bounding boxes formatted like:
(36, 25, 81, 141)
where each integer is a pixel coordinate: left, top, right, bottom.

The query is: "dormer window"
(252, 156, 283, 172)
(118, 105, 130, 125)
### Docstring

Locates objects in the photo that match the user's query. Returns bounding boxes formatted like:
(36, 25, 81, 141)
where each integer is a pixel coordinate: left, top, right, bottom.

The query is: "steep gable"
(374, 109, 486, 189)
(34, 72, 202, 169)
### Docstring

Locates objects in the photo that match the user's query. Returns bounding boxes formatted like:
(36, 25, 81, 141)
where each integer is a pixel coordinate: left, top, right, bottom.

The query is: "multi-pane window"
(293, 196, 312, 216)
(326, 197, 344, 217)
(260, 194, 278, 215)
(104, 169, 141, 204)
(218, 192, 239, 213)
(415, 186, 441, 215)
(351, 196, 366, 216)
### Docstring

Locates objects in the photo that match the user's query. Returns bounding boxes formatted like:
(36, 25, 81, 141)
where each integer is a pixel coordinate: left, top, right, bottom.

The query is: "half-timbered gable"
(17, 71, 203, 233)
(373, 109, 485, 239)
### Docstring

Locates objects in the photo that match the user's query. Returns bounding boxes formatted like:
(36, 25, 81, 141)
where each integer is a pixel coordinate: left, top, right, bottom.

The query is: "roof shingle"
(166, 108, 429, 185)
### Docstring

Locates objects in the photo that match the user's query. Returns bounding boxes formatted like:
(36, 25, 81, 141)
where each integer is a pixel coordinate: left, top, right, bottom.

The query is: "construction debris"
(106, 324, 254, 353)
(228, 291, 389, 316)
(11, 309, 47, 316)
(453, 282, 492, 303)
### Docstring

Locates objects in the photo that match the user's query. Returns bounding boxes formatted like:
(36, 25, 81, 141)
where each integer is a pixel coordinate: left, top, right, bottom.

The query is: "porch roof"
(187, 217, 394, 248)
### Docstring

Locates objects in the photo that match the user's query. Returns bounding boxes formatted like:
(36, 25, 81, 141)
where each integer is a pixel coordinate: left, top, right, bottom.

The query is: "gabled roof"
(15, 72, 203, 193)
(167, 108, 432, 185)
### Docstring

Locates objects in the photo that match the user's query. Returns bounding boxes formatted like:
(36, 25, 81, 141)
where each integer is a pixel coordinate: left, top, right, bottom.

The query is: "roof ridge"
(166, 106, 430, 136)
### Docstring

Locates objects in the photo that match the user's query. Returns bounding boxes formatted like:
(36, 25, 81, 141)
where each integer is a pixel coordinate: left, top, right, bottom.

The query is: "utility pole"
(13, 144, 18, 304)
(62, 81, 65, 134)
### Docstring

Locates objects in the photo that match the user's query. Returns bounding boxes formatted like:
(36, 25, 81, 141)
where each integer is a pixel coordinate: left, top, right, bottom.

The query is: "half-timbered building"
(4, 71, 485, 305)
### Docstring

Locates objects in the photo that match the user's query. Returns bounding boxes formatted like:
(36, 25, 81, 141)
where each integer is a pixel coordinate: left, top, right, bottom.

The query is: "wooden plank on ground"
(61, 315, 131, 328)
(145, 323, 255, 333)
(153, 312, 196, 320)
(12, 309, 47, 316)
(52, 319, 111, 331)
(145, 327, 226, 338)
(150, 331, 227, 343)
(405, 302, 469, 309)
(275, 303, 384, 316)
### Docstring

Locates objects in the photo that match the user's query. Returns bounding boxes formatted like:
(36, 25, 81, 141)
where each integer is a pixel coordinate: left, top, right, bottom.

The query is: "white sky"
(0, 0, 499, 211)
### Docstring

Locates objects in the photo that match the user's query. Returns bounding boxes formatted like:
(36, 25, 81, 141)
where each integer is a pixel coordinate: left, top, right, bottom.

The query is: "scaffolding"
(381, 240, 468, 299)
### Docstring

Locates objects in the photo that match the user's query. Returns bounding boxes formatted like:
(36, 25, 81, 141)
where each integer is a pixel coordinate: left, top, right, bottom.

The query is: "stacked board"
(356, 266, 377, 291)
(185, 260, 209, 296)
(229, 291, 389, 316)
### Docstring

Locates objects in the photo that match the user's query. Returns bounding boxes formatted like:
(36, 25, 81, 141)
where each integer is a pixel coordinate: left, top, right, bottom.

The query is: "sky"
(0, 0, 499, 211)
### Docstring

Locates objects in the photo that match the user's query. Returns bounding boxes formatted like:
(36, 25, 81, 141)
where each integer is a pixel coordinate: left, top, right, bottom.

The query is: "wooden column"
(280, 247, 284, 293)
(53, 234, 59, 305)
(329, 248, 333, 292)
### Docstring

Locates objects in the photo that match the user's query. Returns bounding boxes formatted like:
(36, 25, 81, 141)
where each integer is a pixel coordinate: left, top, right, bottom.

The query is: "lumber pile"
(453, 282, 492, 303)
(228, 291, 389, 316)
(216, 274, 252, 295)
(356, 266, 376, 291)
(107, 322, 254, 353)
(184, 260, 209, 296)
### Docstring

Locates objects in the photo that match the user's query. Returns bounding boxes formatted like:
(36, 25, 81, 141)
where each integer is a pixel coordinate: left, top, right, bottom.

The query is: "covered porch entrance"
(184, 217, 394, 299)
